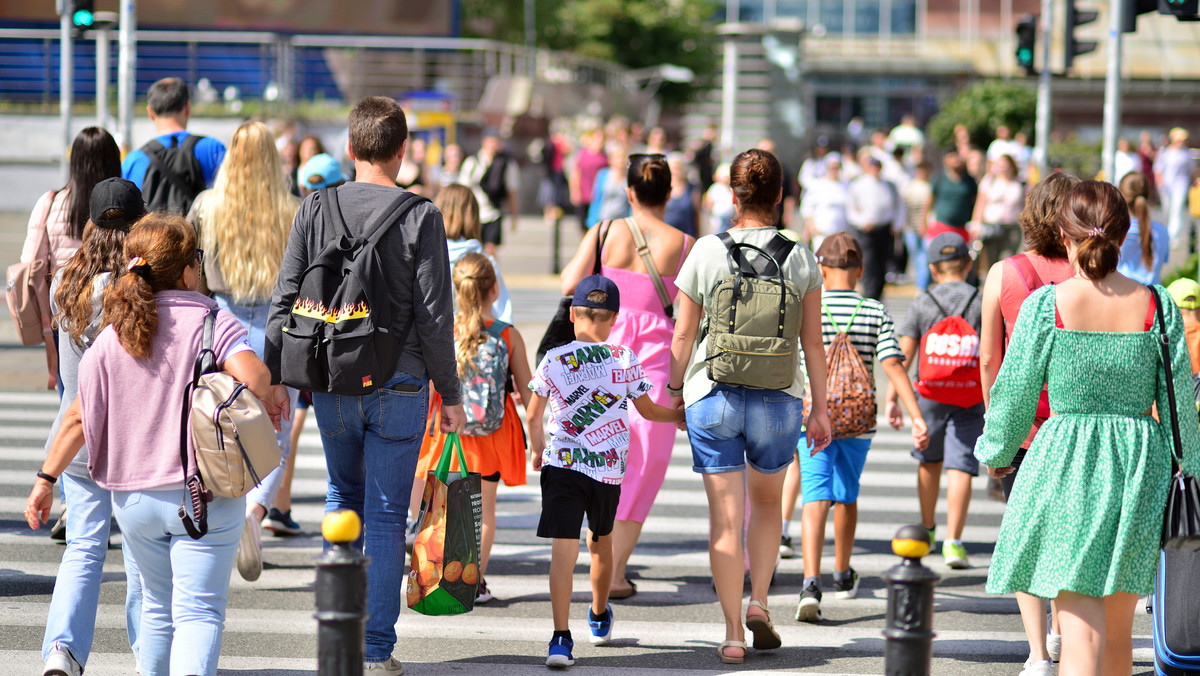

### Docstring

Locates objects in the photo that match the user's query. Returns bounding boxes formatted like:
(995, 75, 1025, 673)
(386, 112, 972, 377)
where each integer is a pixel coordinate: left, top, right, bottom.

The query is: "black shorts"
(481, 217, 503, 247)
(537, 466, 621, 542)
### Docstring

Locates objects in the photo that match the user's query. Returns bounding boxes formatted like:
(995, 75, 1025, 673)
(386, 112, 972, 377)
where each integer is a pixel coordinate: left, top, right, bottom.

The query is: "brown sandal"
(745, 599, 781, 650)
(717, 639, 747, 664)
(609, 578, 637, 600)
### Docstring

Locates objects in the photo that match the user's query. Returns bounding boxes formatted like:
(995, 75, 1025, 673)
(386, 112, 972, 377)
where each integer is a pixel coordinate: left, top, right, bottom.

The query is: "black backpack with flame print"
(280, 186, 429, 394)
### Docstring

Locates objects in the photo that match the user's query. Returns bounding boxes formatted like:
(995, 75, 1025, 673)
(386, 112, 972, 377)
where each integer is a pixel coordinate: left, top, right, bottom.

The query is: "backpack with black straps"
(140, 134, 208, 215)
(915, 288, 983, 408)
(479, 152, 511, 208)
(703, 231, 803, 390)
(280, 187, 429, 395)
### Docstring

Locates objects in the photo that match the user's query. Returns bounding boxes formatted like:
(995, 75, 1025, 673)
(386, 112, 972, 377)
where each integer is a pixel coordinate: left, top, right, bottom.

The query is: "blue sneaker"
(588, 604, 614, 645)
(546, 636, 575, 668)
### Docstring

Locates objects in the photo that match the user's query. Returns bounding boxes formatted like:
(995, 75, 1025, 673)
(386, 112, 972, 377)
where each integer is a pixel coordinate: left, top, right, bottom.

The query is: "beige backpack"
(179, 308, 280, 538)
(5, 191, 56, 346)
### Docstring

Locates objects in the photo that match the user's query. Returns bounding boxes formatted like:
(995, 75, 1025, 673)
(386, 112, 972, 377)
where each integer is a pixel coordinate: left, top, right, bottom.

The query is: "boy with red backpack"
(887, 232, 985, 570)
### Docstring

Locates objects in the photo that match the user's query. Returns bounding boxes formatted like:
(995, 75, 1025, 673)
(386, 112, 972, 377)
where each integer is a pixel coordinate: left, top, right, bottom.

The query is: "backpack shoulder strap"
(486, 321, 510, 338)
(182, 134, 204, 152)
(321, 186, 352, 239)
(364, 192, 430, 245)
(925, 291, 950, 319)
(762, 233, 796, 273)
(143, 139, 166, 156)
(957, 288, 981, 318)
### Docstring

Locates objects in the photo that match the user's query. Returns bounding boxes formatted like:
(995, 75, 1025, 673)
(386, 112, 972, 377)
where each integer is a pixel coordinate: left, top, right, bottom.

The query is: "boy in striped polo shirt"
(791, 233, 929, 622)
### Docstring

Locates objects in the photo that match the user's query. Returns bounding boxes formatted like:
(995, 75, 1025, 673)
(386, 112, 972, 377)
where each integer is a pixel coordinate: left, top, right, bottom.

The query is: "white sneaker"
(364, 656, 404, 675)
(237, 512, 263, 581)
(1047, 630, 1061, 662)
(43, 642, 83, 676)
(1020, 658, 1053, 676)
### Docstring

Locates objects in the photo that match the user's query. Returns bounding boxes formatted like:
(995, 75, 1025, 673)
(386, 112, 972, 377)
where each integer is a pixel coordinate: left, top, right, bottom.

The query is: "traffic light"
(1015, 15, 1037, 76)
(1124, 0, 1159, 31)
(72, 0, 95, 31)
(1159, 0, 1200, 19)
(1064, 0, 1098, 71)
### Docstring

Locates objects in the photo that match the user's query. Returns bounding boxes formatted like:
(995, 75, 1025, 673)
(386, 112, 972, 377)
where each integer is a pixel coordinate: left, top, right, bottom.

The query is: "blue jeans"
(42, 472, 142, 667)
(112, 488, 244, 676)
(686, 386, 805, 474)
(904, 229, 931, 291)
(213, 294, 296, 511)
(312, 371, 429, 663)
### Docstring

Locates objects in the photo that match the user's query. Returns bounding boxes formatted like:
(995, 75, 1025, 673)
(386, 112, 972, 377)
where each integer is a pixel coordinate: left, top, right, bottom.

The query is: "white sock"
(782, 520, 791, 537)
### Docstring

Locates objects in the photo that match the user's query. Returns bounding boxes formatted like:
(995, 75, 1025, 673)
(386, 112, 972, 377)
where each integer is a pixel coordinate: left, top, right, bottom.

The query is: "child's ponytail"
(452, 252, 498, 376)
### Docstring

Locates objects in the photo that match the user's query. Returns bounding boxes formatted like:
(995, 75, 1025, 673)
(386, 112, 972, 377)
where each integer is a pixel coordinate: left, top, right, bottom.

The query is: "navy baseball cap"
(572, 275, 620, 313)
(927, 232, 970, 264)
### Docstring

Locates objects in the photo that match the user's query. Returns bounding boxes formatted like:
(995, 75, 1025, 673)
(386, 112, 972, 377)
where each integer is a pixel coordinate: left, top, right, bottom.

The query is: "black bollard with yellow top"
(882, 524, 941, 676)
(315, 509, 370, 676)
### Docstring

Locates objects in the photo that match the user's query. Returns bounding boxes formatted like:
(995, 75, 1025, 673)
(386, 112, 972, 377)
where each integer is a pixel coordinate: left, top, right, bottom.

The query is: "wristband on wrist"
(36, 470, 58, 484)
(666, 383, 684, 396)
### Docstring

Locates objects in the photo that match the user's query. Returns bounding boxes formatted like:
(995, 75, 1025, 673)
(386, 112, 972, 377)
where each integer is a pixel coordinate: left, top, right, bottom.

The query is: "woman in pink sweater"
(25, 214, 288, 676)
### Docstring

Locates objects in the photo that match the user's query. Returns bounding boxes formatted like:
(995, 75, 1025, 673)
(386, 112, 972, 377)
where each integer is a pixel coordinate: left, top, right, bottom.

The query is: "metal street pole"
(1034, 0, 1053, 177)
(720, 37, 738, 160)
(60, 0, 74, 184)
(117, 0, 137, 154)
(1101, 0, 1124, 183)
(96, 27, 109, 129)
(524, 0, 535, 73)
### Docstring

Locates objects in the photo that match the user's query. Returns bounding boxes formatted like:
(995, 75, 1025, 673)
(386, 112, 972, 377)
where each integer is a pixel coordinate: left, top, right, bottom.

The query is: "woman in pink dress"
(560, 153, 693, 598)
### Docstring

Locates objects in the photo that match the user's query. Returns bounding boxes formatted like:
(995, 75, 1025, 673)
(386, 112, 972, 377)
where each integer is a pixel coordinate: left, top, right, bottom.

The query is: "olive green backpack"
(703, 232, 802, 390)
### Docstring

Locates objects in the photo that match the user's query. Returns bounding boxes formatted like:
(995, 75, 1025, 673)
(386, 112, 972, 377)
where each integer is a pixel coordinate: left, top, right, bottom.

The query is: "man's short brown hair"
(348, 96, 408, 164)
(932, 255, 972, 276)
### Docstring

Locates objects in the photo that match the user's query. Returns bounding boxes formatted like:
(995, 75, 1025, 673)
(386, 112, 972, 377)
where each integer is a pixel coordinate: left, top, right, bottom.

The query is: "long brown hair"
(1058, 181, 1131, 280)
(436, 184, 481, 241)
(1018, 171, 1079, 259)
(452, 253, 498, 376)
(55, 215, 135, 348)
(102, 214, 198, 359)
(1119, 171, 1153, 269)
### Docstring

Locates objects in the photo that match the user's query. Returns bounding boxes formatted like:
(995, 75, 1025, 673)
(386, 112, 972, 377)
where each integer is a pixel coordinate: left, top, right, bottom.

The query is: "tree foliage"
(460, 0, 719, 105)
(927, 81, 1037, 150)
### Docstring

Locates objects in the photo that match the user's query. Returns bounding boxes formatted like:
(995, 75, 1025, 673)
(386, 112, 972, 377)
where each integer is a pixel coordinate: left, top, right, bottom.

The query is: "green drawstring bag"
(406, 432, 483, 615)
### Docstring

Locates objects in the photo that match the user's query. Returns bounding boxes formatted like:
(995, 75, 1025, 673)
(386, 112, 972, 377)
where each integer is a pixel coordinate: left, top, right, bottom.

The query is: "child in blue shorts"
(791, 233, 929, 622)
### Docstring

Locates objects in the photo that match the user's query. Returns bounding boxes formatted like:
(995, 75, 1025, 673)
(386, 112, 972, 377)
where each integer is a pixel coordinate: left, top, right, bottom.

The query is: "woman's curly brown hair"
(1018, 171, 1080, 259)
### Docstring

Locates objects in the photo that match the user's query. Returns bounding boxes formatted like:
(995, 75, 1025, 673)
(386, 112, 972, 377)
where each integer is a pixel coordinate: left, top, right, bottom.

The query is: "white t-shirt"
(530, 340, 653, 485)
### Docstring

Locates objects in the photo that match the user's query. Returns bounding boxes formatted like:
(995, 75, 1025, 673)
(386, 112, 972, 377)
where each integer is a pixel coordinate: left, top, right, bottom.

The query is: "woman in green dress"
(975, 180, 1200, 676)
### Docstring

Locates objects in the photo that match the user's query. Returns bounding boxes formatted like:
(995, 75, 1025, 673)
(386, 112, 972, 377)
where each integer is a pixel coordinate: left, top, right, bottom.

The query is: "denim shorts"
(686, 385, 805, 474)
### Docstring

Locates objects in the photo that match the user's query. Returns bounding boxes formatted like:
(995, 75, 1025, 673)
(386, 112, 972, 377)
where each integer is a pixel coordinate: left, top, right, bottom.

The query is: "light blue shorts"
(687, 386, 805, 474)
(798, 436, 872, 504)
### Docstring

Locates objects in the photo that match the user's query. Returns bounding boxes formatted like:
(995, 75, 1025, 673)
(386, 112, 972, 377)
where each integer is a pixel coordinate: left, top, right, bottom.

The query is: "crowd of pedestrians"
(14, 75, 1200, 676)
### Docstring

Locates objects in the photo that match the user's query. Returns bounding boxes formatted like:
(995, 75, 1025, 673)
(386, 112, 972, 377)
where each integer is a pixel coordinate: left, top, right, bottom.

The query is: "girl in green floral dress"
(975, 181, 1200, 676)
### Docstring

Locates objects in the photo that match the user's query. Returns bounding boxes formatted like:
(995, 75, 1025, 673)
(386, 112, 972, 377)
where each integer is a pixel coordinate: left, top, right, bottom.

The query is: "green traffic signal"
(1016, 47, 1034, 67)
(72, 9, 94, 27)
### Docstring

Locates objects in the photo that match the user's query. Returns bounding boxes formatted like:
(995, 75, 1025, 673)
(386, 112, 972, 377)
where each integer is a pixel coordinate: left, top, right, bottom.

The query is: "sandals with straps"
(745, 599, 782, 650)
(717, 639, 747, 664)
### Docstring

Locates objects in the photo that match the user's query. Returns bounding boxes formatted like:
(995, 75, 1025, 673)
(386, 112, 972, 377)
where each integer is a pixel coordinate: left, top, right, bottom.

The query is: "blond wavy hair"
(198, 121, 299, 302)
(453, 252, 498, 376)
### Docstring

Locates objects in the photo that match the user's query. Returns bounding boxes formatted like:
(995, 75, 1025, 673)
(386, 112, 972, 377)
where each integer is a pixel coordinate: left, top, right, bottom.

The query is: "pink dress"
(602, 245, 685, 523)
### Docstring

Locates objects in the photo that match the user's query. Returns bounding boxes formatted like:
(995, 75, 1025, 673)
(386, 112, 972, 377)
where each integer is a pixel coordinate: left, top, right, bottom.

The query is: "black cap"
(927, 232, 970, 264)
(89, 177, 146, 229)
(572, 275, 621, 313)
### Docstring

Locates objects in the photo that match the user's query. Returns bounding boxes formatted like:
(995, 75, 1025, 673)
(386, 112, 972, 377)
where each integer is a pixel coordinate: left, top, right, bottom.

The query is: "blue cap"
(298, 153, 344, 191)
(572, 275, 620, 313)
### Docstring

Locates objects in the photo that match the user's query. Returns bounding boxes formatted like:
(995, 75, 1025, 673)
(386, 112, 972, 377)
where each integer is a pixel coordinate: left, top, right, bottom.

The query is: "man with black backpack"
(462, 131, 519, 254)
(265, 96, 464, 676)
(121, 77, 226, 215)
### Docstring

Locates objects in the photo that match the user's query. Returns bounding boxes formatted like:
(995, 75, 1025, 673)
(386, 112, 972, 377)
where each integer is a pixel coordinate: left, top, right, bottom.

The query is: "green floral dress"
(975, 285, 1200, 598)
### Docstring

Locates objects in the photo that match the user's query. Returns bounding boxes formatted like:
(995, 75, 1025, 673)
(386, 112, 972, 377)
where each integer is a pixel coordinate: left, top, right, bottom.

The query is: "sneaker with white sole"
(475, 578, 493, 604)
(265, 507, 301, 536)
(832, 568, 860, 600)
(795, 580, 823, 622)
(1019, 658, 1053, 676)
(942, 540, 970, 569)
(546, 636, 575, 668)
(1047, 630, 1061, 662)
(588, 604, 614, 645)
(779, 534, 796, 559)
(237, 512, 263, 581)
(364, 655, 404, 674)
(43, 642, 83, 676)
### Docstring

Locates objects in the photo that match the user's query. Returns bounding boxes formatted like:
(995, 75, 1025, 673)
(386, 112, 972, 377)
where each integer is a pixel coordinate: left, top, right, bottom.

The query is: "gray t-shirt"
(674, 227, 823, 405)
(265, 182, 461, 405)
(897, 280, 983, 340)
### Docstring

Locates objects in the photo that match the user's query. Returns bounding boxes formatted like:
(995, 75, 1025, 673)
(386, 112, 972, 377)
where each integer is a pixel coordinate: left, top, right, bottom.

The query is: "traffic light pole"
(59, 0, 73, 184)
(117, 0, 137, 154)
(1101, 0, 1125, 183)
(1034, 0, 1053, 177)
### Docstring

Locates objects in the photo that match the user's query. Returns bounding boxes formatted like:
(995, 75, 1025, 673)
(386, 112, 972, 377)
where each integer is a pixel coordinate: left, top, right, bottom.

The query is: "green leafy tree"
(927, 81, 1037, 150)
(460, 0, 718, 105)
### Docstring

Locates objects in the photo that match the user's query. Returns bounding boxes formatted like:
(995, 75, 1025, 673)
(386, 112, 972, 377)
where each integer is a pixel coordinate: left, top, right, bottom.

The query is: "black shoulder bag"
(1152, 285, 1200, 551)
(535, 221, 612, 365)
